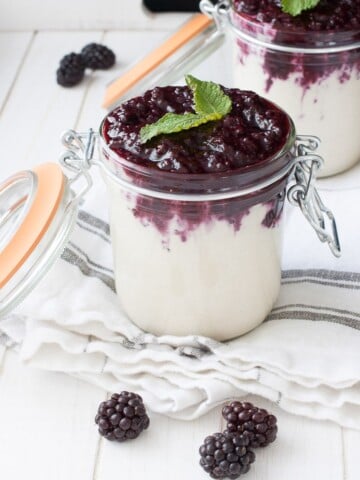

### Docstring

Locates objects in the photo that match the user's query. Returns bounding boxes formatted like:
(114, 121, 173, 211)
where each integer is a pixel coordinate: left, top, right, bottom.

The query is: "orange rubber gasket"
(0, 163, 66, 289)
(102, 13, 213, 109)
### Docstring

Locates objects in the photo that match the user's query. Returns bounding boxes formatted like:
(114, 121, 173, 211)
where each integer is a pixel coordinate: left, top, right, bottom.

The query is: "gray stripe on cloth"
(267, 311, 360, 331)
(61, 248, 115, 291)
(76, 221, 111, 244)
(78, 210, 110, 236)
(281, 278, 360, 290)
(68, 242, 114, 274)
(282, 279, 360, 290)
(282, 269, 360, 283)
(272, 304, 360, 321)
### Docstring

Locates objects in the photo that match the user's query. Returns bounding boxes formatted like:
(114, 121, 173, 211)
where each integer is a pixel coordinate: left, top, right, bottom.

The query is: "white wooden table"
(0, 19, 359, 480)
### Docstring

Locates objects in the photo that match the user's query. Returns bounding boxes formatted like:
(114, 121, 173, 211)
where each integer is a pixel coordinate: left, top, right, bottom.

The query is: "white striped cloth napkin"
(1, 165, 360, 429)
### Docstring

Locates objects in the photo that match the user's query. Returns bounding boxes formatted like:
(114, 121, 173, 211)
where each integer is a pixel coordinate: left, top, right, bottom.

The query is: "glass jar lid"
(0, 163, 78, 318)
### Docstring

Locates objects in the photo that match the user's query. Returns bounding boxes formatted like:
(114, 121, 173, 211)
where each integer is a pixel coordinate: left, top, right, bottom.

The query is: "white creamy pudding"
(105, 178, 282, 340)
(230, 0, 360, 177)
(100, 83, 295, 340)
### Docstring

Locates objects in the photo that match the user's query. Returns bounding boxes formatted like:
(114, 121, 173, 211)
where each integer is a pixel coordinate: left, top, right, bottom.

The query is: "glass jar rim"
(229, 8, 360, 53)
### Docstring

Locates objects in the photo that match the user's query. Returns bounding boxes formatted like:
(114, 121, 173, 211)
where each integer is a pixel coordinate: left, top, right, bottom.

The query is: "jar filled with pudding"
(201, 0, 360, 177)
(99, 81, 339, 340)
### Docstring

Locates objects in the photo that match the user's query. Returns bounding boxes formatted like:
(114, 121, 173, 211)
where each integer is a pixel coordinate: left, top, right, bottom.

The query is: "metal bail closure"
(287, 136, 341, 257)
(59, 128, 96, 198)
(200, 0, 231, 30)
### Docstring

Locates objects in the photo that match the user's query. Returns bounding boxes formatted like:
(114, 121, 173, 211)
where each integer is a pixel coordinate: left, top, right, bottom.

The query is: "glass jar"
(200, 0, 360, 177)
(94, 112, 338, 340)
(0, 111, 340, 341)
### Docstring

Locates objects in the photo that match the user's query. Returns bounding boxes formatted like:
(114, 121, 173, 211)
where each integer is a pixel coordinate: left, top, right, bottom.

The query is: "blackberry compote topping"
(233, 0, 360, 33)
(102, 86, 290, 174)
(81, 43, 116, 69)
(222, 401, 277, 448)
(232, 1, 360, 92)
(56, 53, 85, 87)
(199, 431, 256, 479)
(95, 391, 150, 442)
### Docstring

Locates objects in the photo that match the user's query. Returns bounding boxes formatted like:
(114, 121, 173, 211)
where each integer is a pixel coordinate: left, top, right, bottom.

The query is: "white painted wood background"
(0, 7, 359, 479)
(0, 0, 190, 31)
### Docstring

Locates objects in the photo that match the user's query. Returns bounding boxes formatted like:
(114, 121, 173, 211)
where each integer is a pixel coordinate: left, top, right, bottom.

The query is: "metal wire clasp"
(288, 136, 341, 257)
(200, 0, 231, 30)
(59, 129, 98, 204)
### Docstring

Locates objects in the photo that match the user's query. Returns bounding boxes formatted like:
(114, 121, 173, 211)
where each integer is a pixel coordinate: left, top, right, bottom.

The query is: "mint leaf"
(185, 74, 232, 117)
(281, 0, 320, 16)
(139, 76, 232, 143)
(140, 112, 220, 143)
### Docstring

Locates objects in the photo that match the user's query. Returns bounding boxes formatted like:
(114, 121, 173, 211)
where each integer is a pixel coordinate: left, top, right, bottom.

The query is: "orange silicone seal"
(0, 163, 66, 289)
(102, 13, 213, 109)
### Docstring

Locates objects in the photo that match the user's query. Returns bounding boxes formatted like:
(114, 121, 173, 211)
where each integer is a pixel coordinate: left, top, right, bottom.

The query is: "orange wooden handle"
(102, 14, 213, 109)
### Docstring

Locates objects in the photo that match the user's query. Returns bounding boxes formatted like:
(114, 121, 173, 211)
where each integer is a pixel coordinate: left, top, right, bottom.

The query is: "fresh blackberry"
(199, 431, 255, 479)
(81, 43, 115, 69)
(95, 391, 150, 442)
(56, 53, 85, 87)
(222, 401, 277, 448)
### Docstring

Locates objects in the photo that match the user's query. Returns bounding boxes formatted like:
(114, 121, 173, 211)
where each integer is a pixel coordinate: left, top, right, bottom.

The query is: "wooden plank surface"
(343, 428, 360, 480)
(0, 31, 103, 178)
(0, 32, 33, 112)
(248, 399, 344, 480)
(0, 350, 104, 480)
(0, 0, 189, 31)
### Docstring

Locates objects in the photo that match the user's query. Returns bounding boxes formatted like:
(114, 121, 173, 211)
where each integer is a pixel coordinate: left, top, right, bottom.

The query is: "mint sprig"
(281, 0, 320, 16)
(140, 112, 219, 142)
(186, 74, 232, 117)
(140, 75, 232, 143)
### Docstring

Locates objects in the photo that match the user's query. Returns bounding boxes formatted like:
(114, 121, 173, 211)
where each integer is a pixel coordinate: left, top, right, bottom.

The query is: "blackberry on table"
(222, 401, 277, 448)
(81, 43, 116, 69)
(199, 431, 255, 479)
(95, 391, 150, 442)
(56, 52, 85, 87)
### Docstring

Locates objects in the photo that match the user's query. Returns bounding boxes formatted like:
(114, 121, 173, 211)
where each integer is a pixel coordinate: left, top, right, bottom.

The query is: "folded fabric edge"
(0, 344, 6, 368)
